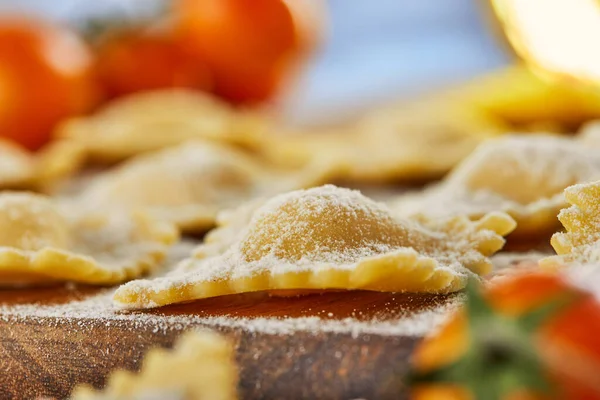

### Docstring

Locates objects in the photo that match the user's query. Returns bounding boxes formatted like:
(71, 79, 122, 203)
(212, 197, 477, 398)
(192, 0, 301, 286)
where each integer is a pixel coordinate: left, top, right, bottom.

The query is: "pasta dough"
(114, 185, 515, 309)
(392, 135, 600, 237)
(541, 181, 600, 268)
(72, 141, 331, 233)
(54, 89, 266, 163)
(70, 331, 238, 400)
(0, 192, 177, 285)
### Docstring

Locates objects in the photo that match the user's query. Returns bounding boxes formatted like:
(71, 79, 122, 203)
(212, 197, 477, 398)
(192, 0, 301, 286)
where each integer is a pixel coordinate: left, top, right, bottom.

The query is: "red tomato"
(94, 31, 213, 99)
(411, 271, 600, 400)
(174, 0, 324, 104)
(0, 18, 97, 150)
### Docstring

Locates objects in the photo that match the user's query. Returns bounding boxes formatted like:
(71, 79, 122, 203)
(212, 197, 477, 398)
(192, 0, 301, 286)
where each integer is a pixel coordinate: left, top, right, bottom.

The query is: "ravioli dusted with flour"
(114, 185, 515, 309)
(0, 192, 176, 285)
(74, 141, 330, 233)
(340, 102, 504, 183)
(262, 94, 504, 183)
(55, 89, 266, 164)
(0, 139, 36, 189)
(392, 135, 600, 237)
(70, 331, 238, 400)
(541, 181, 600, 268)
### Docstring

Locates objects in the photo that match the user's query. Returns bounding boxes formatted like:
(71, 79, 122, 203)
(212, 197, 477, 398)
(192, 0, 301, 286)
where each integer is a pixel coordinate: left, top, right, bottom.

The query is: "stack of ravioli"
(1, 66, 600, 312)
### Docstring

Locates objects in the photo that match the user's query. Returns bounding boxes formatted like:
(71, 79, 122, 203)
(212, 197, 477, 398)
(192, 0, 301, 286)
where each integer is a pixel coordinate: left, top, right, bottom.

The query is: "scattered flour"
(0, 288, 462, 338)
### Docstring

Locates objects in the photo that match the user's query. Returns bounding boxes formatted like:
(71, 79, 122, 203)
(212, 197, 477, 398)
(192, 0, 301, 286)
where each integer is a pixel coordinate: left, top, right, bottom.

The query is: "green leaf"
(465, 278, 494, 324)
(517, 294, 578, 334)
(407, 277, 560, 399)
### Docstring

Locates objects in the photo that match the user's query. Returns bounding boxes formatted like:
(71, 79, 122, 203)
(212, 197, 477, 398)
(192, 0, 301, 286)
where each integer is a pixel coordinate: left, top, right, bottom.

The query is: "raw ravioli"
(114, 185, 515, 309)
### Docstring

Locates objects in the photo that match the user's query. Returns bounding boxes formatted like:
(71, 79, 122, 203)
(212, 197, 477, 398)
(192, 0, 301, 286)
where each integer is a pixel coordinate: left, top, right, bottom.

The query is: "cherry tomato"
(0, 18, 97, 150)
(174, 0, 323, 104)
(94, 30, 213, 99)
(411, 271, 600, 400)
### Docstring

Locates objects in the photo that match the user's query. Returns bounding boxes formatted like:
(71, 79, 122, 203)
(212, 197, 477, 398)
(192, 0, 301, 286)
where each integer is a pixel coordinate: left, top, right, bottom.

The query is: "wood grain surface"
(0, 285, 459, 400)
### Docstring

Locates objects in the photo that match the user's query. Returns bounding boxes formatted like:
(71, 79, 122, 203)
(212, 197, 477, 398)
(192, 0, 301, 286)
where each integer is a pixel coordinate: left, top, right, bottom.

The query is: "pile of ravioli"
(1, 86, 600, 314)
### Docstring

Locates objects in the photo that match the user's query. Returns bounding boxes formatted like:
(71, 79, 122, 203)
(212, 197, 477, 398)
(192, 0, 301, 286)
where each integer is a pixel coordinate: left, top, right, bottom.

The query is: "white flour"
(0, 288, 462, 338)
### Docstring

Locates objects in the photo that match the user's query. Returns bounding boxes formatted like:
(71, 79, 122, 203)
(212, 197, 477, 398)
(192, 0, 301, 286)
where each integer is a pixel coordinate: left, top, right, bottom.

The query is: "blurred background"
(0, 0, 509, 125)
(5, 0, 599, 159)
(288, 0, 508, 124)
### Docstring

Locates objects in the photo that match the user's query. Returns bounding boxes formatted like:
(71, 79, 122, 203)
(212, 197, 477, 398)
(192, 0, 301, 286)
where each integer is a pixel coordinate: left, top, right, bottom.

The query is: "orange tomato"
(411, 271, 600, 400)
(0, 18, 97, 150)
(174, 0, 324, 104)
(94, 31, 213, 99)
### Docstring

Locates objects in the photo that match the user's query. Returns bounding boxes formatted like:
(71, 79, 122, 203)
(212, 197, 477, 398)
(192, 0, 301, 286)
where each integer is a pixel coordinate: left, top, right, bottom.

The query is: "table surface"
(0, 285, 461, 400)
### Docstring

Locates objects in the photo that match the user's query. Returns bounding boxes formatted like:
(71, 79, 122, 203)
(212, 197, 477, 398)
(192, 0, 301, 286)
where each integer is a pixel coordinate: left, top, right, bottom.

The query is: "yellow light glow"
(491, 0, 600, 84)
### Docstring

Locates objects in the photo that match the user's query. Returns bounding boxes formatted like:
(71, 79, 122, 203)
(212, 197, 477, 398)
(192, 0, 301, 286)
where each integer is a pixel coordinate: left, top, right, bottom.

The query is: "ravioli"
(54, 89, 266, 164)
(0, 139, 36, 189)
(262, 99, 504, 183)
(70, 331, 238, 400)
(73, 141, 330, 233)
(392, 135, 600, 237)
(263, 65, 600, 184)
(0, 192, 177, 285)
(342, 100, 505, 183)
(541, 181, 600, 268)
(114, 185, 515, 309)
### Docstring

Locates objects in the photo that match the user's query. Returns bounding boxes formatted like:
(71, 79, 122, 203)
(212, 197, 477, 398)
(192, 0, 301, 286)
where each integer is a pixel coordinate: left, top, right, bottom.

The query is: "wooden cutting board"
(0, 285, 461, 400)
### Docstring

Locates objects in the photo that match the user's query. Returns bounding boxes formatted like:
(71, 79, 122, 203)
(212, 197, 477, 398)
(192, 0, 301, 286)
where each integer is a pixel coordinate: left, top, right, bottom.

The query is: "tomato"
(0, 18, 97, 150)
(94, 30, 213, 99)
(174, 0, 323, 104)
(411, 271, 600, 400)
